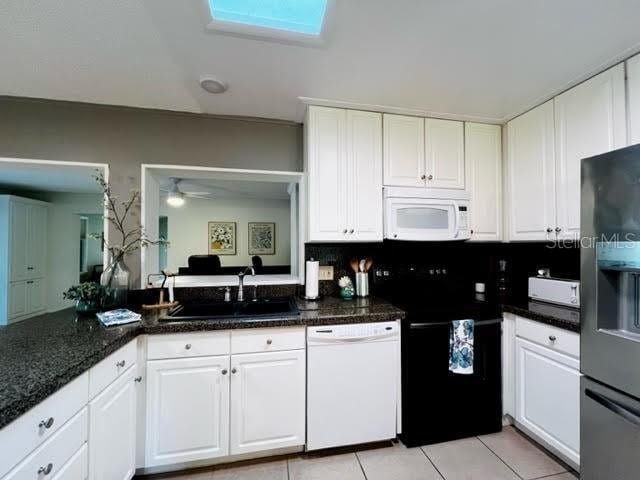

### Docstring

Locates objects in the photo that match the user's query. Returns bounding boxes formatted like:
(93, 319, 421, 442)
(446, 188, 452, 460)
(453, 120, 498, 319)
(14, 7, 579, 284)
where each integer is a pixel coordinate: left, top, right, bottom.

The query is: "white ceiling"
(3, 0, 640, 123)
(0, 162, 102, 193)
(158, 176, 291, 200)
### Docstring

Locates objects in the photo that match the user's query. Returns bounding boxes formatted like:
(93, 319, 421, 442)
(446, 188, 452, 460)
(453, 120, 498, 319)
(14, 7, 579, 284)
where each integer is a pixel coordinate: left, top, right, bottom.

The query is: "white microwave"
(383, 187, 471, 241)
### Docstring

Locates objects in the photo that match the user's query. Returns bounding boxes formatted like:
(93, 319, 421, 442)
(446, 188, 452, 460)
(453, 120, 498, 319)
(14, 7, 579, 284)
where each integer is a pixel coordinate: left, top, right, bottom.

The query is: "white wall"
(159, 196, 291, 273)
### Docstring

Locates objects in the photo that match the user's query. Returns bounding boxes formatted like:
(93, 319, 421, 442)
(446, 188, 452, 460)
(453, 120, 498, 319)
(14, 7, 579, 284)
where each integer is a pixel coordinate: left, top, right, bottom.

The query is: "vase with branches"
(94, 172, 165, 308)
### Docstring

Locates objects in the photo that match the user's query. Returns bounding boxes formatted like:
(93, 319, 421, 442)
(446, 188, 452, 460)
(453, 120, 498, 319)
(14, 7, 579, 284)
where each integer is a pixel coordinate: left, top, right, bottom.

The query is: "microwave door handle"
(452, 201, 460, 238)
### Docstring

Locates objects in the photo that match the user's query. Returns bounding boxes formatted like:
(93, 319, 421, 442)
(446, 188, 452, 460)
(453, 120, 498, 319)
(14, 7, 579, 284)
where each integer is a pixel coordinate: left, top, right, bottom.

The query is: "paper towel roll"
(305, 260, 319, 299)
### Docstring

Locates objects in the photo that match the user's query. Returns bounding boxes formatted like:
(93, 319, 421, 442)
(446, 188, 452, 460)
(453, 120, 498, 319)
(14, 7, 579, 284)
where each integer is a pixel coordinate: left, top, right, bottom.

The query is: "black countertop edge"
(502, 302, 580, 333)
(0, 297, 404, 430)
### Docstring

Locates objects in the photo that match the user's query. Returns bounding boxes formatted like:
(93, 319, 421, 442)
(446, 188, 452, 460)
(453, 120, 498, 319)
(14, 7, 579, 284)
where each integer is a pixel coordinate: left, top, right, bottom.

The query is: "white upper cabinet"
(306, 106, 383, 242)
(383, 114, 425, 187)
(506, 101, 557, 241)
(465, 123, 502, 241)
(554, 64, 626, 240)
(425, 119, 465, 189)
(306, 106, 347, 241)
(346, 110, 383, 241)
(628, 53, 640, 145)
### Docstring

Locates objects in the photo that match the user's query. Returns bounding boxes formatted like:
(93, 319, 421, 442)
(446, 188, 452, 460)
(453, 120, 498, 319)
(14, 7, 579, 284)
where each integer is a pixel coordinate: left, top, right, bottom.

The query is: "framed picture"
(248, 222, 275, 255)
(208, 221, 236, 255)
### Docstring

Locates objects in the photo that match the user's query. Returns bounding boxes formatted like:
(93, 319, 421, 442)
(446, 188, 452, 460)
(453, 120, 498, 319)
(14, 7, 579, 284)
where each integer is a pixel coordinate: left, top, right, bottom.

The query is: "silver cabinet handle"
(185, 344, 192, 350)
(549, 335, 557, 342)
(39, 417, 54, 429)
(555, 227, 562, 233)
(546, 227, 553, 233)
(38, 463, 53, 475)
(27, 267, 34, 270)
(116, 360, 126, 368)
(134, 376, 142, 383)
(420, 174, 426, 180)
(349, 229, 354, 234)
(393, 234, 398, 238)
(342, 229, 348, 234)
(427, 174, 433, 180)
(221, 369, 228, 375)
(266, 339, 273, 345)
(231, 368, 237, 374)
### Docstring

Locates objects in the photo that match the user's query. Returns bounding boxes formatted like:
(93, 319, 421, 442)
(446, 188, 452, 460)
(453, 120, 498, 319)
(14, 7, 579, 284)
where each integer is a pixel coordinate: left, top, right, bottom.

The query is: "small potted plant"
(338, 276, 355, 299)
(63, 282, 105, 314)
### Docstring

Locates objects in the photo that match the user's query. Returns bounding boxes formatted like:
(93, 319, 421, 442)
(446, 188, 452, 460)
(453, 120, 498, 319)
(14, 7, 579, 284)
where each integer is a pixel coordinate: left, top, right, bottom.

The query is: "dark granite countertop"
(502, 300, 580, 333)
(0, 296, 404, 430)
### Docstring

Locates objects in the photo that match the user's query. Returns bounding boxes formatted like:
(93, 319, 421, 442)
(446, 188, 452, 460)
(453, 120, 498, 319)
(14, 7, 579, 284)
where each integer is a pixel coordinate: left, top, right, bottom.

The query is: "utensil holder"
(356, 272, 369, 297)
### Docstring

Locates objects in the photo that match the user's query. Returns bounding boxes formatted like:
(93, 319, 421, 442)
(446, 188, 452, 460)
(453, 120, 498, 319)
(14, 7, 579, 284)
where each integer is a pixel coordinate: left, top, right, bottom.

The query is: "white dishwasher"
(306, 321, 400, 451)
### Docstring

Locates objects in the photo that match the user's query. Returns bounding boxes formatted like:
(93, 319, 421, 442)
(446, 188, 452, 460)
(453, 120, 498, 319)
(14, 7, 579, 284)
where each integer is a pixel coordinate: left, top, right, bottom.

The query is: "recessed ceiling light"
(200, 76, 228, 94)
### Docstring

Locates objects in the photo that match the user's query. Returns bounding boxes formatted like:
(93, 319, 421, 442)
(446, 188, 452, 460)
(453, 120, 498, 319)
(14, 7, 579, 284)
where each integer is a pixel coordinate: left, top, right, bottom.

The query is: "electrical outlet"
(318, 265, 334, 281)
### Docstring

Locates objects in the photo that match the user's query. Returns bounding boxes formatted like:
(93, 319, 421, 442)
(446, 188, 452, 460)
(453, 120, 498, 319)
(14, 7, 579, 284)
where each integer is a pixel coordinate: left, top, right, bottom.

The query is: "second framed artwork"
(248, 222, 275, 255)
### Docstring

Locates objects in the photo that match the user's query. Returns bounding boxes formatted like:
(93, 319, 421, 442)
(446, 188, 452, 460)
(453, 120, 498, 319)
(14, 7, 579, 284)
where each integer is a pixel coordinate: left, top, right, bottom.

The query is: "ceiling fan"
(161, 178, 212, 207)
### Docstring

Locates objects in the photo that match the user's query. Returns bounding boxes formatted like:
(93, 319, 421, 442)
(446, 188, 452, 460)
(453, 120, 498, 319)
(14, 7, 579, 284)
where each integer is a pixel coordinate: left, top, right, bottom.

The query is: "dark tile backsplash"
(305, 240, 580, 301)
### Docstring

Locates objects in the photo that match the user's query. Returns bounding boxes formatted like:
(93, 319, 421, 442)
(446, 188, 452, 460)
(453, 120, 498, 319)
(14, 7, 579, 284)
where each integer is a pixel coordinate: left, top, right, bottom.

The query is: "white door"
(10, 200, 29, 282)
(145, 355, 230, 467)
(346, 110, 383, 241)
(425, 119, 465, 189)
(27, 204, 48, 278)
(28, 278, 46, 315)
(515, 337, 580, 466)
(89, 367, 137, 480)
(306, 106, 348, 241)
(506, 101, 557, 241)
(554, 64, 626, 240)
(8, 281, 28, 321)
(383, 114, 425, 187)
(627, 53, 640, 145)
(230, 350, 305, 455)
(465, 123, 502, 241)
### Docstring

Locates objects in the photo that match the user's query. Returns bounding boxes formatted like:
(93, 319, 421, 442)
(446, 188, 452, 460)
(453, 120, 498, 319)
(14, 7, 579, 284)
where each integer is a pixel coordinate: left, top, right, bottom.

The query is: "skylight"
(208, 0, 328, 35)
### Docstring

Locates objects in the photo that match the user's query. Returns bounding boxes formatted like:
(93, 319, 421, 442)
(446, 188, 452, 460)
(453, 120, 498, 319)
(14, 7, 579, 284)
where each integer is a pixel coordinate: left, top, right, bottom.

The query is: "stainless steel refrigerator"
(582, 144, 640, 479)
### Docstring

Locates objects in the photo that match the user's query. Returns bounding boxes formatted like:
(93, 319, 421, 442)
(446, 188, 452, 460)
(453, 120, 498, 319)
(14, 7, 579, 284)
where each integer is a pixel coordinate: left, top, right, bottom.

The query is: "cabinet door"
(230, 350, 305, 455)
(627, 54, 640, 146)
(27, 204, 48, 278)
(89, 367, 137, 480)
(506, 101, 557, 241)
(8, 281, 28, 321)
(554, 64, 626, 241)
(28, 278, 46, 315)
(306, 106, 348, 241)
(145, 355, 230, 467)
(425, 119, 465, 189)
(346, 110, 383, 241)
(502, 314, 516, 420)
(383, 114, 425, 187)
(9, 200, 29, 281)
(465, 123, 502, 241)
(515, 337, 580, 467)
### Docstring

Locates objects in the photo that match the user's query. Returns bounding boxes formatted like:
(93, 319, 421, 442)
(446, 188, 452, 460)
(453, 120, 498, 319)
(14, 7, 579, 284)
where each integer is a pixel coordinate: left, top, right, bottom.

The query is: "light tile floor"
(141, 427, 578, 480)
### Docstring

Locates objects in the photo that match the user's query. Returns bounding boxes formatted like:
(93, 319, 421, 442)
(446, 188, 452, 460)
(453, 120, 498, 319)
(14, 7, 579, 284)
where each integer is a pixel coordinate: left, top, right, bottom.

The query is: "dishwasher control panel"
(307, 321, 399, 343)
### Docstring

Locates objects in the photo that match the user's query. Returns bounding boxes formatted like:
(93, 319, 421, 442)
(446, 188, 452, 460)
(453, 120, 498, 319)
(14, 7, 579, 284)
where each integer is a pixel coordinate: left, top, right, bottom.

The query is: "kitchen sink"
(162, 297, 299, 321)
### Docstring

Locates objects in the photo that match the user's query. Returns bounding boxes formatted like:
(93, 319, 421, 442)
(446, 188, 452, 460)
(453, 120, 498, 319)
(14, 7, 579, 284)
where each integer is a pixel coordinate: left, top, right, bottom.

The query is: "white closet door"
(10, 201, 29, 282)
(506, 101, 557, 241)
(8, 281, 28, 321)
(554, 64, 626, 240)
(425, 119, 465, 189)
(27, 204, 48, 279)
(626, 53, 640, 146)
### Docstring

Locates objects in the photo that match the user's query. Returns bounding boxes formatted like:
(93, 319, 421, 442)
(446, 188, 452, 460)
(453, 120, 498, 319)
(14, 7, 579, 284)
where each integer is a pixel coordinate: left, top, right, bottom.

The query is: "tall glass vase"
(100, 254, 131, 309)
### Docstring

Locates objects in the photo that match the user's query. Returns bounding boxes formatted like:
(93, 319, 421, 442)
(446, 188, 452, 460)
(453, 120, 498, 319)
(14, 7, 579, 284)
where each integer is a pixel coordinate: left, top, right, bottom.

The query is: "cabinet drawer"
(89, 340, 137, 399)
(147, 331, 230, 360)
(50, 444, 87, 480)
(2, 408, 88, 480)
(231, 327, 305, 354)
(0, 373, 88, 478)
(515, 316, 579, 358)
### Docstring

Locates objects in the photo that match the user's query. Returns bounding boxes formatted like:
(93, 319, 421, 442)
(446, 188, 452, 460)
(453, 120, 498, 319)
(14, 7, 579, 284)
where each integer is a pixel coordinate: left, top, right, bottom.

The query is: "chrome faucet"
(237, 266, 255, 302)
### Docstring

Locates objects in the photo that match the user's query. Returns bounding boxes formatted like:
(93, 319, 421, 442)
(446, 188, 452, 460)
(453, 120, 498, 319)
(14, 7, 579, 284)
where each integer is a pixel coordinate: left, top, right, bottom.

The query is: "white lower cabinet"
(145, 355, 230, 467)
(230, 350, 305, 455)
(515, 336, 580, 468)
(89, 367, 137, 480)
